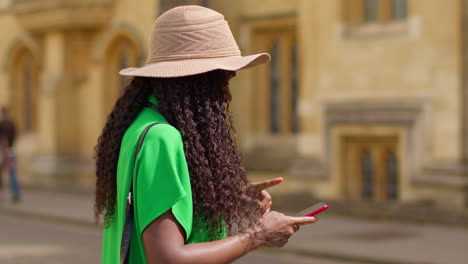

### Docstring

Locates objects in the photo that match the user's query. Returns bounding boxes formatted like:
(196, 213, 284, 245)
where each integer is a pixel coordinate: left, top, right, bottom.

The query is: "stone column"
(38, 31, 64, 155)
(40, 31, 80, 156)
(32, 31, 87, 189)
(287, 0, 326, 179)
(297, 0, 321, 157)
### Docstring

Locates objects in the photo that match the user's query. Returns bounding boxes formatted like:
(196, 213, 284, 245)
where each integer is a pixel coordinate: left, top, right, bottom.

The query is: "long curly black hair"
(94, 70, 258, 237)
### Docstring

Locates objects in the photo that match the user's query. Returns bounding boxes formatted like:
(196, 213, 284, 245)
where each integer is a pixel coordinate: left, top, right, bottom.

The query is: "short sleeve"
(133, 124, 193, 241)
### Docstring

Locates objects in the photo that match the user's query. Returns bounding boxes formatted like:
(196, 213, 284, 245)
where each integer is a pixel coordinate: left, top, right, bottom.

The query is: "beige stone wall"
(216, 0, 467, 208)
(300, 0, 461, 161)
(293, 0, 465, 206)
(0, 0, 159, 188)
(0, 1, 466, 207)
(79, 0, 157, 157)
(216, 0, 300, 152)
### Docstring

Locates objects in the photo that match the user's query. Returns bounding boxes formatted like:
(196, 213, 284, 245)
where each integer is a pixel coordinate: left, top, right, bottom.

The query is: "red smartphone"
(296, 202, 328, 217)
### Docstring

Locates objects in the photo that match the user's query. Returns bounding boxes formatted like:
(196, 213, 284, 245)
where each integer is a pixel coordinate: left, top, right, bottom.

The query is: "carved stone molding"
(2, 32, 42, 71)
(11, 0, 115, 31)
(324, 100, 425, 185)
(325, 101, 423, 125)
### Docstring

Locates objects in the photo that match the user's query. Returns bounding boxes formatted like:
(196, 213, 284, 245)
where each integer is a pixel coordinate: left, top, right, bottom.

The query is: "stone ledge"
(414, 162, 468, 188)
(325, 100, 423, 125)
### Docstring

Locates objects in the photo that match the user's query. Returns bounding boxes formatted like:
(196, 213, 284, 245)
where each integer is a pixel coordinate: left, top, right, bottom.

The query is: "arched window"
(10, 49, 39, 133)
(104, 37, 139, 112)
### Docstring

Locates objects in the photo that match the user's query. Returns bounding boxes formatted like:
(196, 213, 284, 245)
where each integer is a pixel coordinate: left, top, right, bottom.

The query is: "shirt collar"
(148, 94, 159, 107)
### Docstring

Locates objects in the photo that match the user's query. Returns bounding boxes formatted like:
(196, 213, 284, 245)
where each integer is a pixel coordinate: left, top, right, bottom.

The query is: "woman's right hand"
(254, 211, 318, 248)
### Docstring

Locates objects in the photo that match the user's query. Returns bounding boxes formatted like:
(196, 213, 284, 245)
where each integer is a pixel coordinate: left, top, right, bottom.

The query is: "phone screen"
(296, 202, 328, 217)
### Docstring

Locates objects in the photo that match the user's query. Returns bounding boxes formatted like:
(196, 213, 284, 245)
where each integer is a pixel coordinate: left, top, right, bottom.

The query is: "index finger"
(289, 216, 318, 225)
(251, 177, 283, 191)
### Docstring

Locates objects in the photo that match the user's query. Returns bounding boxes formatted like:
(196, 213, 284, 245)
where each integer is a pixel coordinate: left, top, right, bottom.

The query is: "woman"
(95, 5, 317, 264)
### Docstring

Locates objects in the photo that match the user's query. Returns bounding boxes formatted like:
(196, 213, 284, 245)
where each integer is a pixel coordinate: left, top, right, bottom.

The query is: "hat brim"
(119, 53, 270, 78)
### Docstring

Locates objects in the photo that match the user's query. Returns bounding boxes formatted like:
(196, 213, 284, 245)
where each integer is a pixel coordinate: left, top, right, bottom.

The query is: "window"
(254, 29, 299, 135)
(343, 136, 399, 201)
(10, 50, 38, 133)
(105, 37, 139, 112)
(392, 0, 408, 20)
(345, 0, 408, 25)
(343, 0, 409, 38)
(364, 0, 379, 23)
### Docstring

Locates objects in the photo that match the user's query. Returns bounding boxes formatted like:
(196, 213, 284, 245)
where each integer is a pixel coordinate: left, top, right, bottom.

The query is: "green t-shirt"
(101, 95, 226, 264)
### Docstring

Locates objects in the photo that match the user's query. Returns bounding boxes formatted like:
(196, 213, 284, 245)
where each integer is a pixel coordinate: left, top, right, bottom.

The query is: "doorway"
(342, 136, 399, 202)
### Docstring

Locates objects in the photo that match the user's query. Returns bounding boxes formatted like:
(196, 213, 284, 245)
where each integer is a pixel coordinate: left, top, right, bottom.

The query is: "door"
(342, 136, 399, 202)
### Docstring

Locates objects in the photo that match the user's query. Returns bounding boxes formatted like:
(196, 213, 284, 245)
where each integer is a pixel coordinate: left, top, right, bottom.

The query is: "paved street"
(0, 214, 349, 264)
(0, 214, 101, 264)
(2, 189, 468, 264)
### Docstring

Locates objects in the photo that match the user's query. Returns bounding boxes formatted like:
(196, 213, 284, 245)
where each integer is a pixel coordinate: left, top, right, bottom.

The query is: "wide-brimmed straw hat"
(119, 5, 270, 78)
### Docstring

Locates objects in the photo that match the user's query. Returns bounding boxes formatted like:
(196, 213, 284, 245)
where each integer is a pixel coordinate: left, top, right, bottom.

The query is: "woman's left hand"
(250, 177, 283, 215)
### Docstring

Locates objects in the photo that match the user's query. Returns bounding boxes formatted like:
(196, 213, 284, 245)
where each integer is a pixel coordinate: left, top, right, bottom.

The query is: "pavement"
(1, 213, 350, 264)
(1, 189, 468, 264)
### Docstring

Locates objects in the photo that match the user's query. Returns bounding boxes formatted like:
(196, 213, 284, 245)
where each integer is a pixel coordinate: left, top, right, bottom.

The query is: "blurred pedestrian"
(0, 106, 20, 202)
(94, 5, 318, 264)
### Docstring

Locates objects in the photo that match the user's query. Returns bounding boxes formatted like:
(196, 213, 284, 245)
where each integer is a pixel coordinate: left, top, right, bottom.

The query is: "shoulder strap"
(120, 121, 169, 264)
(147, 102, 161, 113)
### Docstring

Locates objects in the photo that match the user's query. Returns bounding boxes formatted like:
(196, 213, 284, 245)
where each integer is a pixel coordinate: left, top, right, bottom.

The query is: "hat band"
(146, 50, 241, 64)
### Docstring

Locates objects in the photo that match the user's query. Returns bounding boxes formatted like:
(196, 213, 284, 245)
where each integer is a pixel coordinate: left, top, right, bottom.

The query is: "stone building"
(0, 0, 467, 211)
